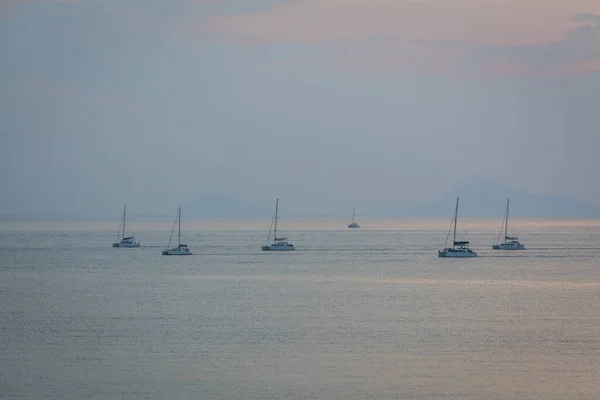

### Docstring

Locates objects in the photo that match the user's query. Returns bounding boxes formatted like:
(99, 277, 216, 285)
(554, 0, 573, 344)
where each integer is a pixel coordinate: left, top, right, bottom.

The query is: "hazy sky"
(2, 0, 599, 217)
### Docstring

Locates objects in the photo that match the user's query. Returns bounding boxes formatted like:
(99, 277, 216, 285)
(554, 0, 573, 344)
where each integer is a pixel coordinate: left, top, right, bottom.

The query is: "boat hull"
(438, 249, 478, 258)
(162, 248, 192, 255)
(348, 223, 360, 228)
(113, 241, 141, 248)
(162, 251, 192, 255)
(262, 244, 295, 251)
(492, 243, 525, 250)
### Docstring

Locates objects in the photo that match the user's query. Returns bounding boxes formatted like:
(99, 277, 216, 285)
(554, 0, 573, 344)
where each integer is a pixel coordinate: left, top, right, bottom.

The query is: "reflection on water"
(0, 219, 599, 399)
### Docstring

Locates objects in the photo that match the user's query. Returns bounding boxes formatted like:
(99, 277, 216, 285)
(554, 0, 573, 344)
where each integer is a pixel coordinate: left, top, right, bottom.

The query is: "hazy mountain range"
(1, 179, 598, 220)
(391, 178, 600, 218)
(181, 179, 599, 218)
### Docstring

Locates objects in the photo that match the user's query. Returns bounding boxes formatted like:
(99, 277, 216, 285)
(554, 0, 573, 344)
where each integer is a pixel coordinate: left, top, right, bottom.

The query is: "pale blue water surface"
(1, 218, 599, 399)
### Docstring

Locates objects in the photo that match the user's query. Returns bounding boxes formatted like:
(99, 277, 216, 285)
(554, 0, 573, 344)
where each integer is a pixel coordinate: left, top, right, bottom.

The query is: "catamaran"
(262, 198, 295, 251)
(438, 197, 477, 258)
(492, 198, 525, 250)
(112, 205, 141, 248)
(348, 208, 360, 228)
(162, 207, 192, 255)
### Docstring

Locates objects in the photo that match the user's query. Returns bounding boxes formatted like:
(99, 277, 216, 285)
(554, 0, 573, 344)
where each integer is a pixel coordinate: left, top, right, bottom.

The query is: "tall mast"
(352, 208, 355, 223)
(505, 198, 509, 242)
(453, 197, 459, 248)
(274, 198, 279, 243)
(178, 207, 181, 246)
(123, 205, 126, 239)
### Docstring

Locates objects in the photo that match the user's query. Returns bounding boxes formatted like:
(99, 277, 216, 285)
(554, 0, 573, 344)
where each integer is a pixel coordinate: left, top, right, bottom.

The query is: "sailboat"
(262, 198, 295, 251)
(161, 207, 192, 255)
(492, 198, 525, 250)
(112, 205, 141, 248)
(438, 197, 477, 258)
(348, 208, 360, 228)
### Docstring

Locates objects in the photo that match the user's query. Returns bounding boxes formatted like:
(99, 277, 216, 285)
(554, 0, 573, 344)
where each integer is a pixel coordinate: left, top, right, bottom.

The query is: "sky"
(1, 0, 600, 218)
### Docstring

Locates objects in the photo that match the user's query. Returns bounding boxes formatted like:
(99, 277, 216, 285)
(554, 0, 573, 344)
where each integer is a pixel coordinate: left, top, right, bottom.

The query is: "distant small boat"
(438, 197, 477, 258)
(348, 208, 360, 229)
(162, 207, 192, 255)
(262, 198, 295, 251)
(112, 205, 140, 248)
(492, 198, 525, 250)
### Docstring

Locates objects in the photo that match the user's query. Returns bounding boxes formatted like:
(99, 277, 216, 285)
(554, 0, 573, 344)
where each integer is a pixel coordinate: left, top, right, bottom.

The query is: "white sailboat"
(492, 198, 525, 250)
(112, 205, 141, 248)
(262, 198, 295, 251)
(348, 208, 360, 228)
(162, 207, 192, 255)
(438, 197, 477, 258)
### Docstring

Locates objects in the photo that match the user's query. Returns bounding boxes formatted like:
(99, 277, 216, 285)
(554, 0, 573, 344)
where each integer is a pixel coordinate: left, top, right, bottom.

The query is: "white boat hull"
(113, 241, 141, 248)
(162, 247, 192, 255)
(438, 249, 478, 258)
(492, 243, 525, 250)
(262, 243, 295, 251)
(162, 250, 192, 255)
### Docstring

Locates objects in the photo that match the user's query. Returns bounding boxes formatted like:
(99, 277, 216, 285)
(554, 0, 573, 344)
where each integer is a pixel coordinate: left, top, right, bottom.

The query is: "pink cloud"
(199, 0, 600, 78)
(202, 0, 600, 46)
(567, 59, 600, 73)
(326, 38, 466, 76)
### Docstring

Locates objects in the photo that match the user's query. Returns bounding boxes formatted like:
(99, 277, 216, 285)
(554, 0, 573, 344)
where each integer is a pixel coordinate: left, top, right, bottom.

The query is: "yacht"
(348, 208, 360, 228)
(492, 198, 525, 250)
(438, 197, 477, 258)
(262, 198, 295, 251)
(112, 205, 141, 248)
(162, 207, 192, 255)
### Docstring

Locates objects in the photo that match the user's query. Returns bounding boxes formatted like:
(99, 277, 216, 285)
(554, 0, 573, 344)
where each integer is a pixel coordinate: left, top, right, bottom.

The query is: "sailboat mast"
(123, 205, 126, 239)
(453, 197, 459, 248)
(352, 208, 355, 223)
(505, 198, 510, 242)
(178, 207, 181, 246)
(274, 198, 279, 243)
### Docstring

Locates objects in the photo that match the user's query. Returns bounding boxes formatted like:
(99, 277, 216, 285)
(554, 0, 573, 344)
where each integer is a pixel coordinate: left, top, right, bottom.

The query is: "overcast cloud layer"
(1, 0, 599, 217)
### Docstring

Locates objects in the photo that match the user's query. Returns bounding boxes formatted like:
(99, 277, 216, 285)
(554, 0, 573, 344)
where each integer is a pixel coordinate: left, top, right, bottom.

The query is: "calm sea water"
(1, 218, 599, 399)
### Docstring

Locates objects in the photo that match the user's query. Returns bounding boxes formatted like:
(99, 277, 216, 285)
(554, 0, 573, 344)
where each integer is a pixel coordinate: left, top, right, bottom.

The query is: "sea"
(1, 217, 599, 400)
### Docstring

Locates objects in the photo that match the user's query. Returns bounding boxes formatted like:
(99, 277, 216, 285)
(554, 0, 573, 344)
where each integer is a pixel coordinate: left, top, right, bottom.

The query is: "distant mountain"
(389, 178, 600, 218)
